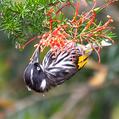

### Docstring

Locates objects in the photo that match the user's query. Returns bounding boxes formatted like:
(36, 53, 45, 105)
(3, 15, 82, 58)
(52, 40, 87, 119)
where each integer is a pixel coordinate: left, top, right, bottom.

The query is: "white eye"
(37, 67, 40, 71)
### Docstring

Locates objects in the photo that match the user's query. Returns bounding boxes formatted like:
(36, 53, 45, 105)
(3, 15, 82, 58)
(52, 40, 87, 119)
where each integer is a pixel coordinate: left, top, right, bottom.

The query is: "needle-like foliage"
(0, 0, 73, 45)
(0, 0, 116, 52)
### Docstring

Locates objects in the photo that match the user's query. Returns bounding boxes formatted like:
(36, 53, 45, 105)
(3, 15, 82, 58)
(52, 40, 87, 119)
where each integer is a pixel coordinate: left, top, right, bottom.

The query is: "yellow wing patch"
(78, 55, 88, 69)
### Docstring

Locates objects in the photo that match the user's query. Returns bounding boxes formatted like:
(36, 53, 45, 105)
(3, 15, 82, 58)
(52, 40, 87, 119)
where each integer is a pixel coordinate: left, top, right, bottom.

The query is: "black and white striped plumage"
(24, 40, 112, 93)
(24, 43, 90, 93)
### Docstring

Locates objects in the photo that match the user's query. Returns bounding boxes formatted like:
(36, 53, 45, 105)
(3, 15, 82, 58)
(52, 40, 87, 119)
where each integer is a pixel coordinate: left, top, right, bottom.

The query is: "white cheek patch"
(40, 79, 46, 90)
(30, 68, 34, 85)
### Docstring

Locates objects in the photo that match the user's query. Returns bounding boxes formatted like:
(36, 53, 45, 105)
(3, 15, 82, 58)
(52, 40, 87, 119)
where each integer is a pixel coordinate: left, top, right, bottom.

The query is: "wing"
(42, 43, 91, 87)
(42, 47, 80, 85)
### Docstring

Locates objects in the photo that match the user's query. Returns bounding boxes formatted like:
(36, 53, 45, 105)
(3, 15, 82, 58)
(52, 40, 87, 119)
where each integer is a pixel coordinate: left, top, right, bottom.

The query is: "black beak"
(31, 48, 39, 63)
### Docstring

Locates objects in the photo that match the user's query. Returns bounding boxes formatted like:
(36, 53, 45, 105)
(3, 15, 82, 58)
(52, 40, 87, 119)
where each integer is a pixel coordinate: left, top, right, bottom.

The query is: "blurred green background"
(0, 0, 119, 119)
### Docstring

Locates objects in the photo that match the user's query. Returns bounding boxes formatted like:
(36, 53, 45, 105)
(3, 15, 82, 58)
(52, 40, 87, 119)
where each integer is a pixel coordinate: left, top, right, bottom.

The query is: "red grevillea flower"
(22, 0, 116, 61)
(39, 25, 70, 51)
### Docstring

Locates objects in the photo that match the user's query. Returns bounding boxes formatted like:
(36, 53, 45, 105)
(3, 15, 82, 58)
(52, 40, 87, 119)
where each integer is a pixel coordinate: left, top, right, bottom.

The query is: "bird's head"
(24, 48, 47, 92)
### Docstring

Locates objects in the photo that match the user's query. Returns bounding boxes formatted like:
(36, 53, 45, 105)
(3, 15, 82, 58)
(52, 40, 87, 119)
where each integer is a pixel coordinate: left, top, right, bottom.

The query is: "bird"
(24, 40, 112, 93)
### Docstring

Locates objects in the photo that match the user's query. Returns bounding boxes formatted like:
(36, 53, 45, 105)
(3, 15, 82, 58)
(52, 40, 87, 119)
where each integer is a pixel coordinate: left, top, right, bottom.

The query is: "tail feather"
(100, 39, 112, 47)
(85, 39, 112, 49)
(77, 39, 112, 55)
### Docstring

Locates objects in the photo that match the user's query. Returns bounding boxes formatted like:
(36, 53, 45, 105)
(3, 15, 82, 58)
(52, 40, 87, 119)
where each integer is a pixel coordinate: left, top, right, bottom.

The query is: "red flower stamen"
(56, 1, 71, 15)
(72, 1, 80, 22)
(83, 11, 96, 31)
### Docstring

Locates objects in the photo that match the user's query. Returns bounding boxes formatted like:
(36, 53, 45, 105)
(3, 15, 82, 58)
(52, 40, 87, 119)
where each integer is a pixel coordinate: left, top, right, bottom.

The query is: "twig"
(50, 84, 91, 119)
